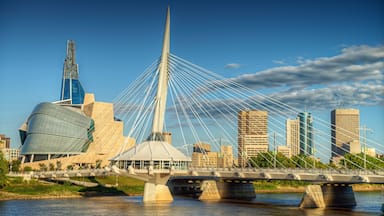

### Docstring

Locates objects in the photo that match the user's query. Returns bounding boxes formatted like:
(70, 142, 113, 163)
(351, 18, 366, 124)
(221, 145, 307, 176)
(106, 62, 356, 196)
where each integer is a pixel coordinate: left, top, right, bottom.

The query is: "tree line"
(248, 151, 384, 170)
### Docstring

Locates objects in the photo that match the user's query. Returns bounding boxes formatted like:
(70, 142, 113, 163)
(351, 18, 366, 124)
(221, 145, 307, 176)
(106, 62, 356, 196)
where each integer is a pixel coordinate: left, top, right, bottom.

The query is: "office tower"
(286, 118, 300, 157)
(60, 40, 85, 104)
(238, 110, 268, 167)
(298, 112, 313, 155)
(331, 109, 360, 157)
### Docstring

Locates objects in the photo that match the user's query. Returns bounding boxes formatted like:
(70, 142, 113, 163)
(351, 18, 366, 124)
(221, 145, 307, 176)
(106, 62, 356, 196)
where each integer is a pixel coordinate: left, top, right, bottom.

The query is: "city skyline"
(0, 0, 383, 152)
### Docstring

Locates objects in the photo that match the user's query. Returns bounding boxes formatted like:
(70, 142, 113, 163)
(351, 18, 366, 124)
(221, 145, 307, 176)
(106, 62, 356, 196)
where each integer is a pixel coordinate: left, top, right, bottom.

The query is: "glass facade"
(20, 102, 94, 161)
(61, 79, 85, 104)
(60, 40, 85, 104)
(298, 112, 313, 155)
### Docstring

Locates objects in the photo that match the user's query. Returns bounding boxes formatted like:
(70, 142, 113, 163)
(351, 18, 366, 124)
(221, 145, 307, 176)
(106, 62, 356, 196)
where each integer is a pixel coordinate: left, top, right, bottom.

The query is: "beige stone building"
(162, 132, 172, 144)
(331, 109, 360, 157)
(277, 145, 291, 158)
(286, 118, 300, 157)
(238, 110, 268, 167)
(191, 143, 233, 168)
(2, 148, 20, 162)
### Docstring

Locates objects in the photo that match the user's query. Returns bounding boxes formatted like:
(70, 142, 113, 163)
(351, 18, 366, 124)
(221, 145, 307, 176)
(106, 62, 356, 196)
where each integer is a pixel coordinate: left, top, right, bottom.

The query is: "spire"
(60, 40, 85, 104)
(149, 6, 171, 139)
(63, 40, 79, 79)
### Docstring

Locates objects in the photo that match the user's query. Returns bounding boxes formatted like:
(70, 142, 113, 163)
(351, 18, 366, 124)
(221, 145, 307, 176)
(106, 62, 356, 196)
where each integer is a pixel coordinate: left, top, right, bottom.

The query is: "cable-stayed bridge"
(109, 7, 384, 208)
(20, 7, 383, 209)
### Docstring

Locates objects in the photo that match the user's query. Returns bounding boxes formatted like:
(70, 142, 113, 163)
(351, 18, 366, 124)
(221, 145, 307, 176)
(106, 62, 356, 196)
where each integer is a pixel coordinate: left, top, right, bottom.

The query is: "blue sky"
(0, 0, 383, 151)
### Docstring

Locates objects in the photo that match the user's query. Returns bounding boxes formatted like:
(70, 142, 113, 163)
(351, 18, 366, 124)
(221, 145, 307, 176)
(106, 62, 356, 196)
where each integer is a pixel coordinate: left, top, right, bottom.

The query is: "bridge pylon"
(110, 6, 191, 203)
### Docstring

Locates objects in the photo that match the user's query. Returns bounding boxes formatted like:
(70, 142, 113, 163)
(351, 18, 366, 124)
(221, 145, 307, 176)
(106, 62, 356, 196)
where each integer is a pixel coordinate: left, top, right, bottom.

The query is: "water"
(0, 192, 382, 216)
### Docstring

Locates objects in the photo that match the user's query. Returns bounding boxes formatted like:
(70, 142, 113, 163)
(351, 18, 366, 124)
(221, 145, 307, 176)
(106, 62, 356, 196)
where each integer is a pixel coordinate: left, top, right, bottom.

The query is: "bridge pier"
(199, 180, 256, 201)
(143, 173, 173, 202)
(199, 180, 221, 200)
(300, 184, 356, 208)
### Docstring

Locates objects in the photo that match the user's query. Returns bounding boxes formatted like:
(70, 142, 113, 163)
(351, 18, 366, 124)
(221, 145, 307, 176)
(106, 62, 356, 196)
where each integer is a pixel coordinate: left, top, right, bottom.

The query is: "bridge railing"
(189, 167, 384, 176)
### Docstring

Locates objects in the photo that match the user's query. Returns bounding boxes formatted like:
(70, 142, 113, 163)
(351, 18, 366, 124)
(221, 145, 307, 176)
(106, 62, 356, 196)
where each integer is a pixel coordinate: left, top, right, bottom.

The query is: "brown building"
(0, 134, 11, 149)
(238, 110, 268, 167)
(331, 109, 360, 158)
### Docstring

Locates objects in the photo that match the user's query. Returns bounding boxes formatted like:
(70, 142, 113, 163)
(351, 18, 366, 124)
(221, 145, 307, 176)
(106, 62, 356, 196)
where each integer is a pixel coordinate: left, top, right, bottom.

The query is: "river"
(0, 192, 383, 216)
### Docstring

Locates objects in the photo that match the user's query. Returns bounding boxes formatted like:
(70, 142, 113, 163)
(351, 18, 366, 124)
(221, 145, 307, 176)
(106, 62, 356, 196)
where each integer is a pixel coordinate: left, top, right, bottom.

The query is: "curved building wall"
(20, 102, 94, 156)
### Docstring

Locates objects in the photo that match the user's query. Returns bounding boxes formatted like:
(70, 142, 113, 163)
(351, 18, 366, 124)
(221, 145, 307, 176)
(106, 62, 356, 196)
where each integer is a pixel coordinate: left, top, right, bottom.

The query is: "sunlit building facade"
(286, 118, 300, 157)
(238, 110, 268, 167)
(331, 108, 360, 157)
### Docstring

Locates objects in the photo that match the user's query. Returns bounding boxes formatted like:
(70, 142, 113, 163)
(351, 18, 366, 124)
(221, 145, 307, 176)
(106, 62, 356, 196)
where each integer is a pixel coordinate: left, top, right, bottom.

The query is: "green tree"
(249, 152, 295, 168)
(10, 160, 21, 172)
(23, 166, 33, 172)
(340, 153, 384, 169)
(0, 151, 9, 188)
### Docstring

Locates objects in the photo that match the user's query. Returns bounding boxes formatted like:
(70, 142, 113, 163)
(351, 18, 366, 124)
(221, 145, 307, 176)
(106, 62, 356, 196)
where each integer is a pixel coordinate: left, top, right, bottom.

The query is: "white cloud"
(224, 63, 241, 69)
(204, 45, 384, 110)
(273, 60, 285, 65)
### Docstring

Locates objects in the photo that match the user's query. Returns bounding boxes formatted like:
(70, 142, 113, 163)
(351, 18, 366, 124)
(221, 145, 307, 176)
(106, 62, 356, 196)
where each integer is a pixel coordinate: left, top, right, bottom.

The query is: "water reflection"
(0, 192, 382, 216)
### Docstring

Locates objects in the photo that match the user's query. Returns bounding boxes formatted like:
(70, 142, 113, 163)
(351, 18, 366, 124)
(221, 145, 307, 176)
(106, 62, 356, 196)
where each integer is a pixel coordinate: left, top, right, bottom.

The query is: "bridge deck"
(11, 167, 384, 185)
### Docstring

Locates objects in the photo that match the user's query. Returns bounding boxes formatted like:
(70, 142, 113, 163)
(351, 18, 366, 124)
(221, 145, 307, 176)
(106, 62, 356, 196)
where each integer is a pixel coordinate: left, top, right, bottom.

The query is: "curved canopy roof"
(111, 141, 191, 162)
(20, 102, 93, 155)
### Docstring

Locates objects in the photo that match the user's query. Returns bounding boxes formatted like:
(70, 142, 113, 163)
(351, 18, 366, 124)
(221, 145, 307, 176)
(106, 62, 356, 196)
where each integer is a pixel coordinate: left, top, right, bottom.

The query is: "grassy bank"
(254, 180, 384, 193)
(0, 176, 144, 200)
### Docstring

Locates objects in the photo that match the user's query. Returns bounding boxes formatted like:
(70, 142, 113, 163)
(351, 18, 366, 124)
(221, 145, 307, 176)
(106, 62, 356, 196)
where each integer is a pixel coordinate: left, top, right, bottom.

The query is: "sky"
(0, 0, 383, 152)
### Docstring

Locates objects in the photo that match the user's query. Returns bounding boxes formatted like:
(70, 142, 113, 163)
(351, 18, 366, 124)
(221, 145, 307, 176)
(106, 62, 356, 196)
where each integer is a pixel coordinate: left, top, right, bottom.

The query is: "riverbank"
(256, 184, 383, 193)
(0, 191, 82, 200)
(0, 176, 382, 201)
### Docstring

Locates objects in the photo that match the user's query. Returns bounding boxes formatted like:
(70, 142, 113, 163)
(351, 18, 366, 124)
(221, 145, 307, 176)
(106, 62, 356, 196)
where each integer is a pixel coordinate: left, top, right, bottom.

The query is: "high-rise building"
(238, 110, 268, 167)
(286, 118, 300, 157)
(60, 40, 85, 104)
(298, 112, 313, 155)
(331, 109, 360, 157)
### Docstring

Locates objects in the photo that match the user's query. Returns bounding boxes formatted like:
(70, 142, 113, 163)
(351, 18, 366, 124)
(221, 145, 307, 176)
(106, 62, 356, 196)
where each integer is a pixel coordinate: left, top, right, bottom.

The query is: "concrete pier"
(199, 180, 221, 200)
(300, 184, 356, 208)
(143, 174, 173, 202)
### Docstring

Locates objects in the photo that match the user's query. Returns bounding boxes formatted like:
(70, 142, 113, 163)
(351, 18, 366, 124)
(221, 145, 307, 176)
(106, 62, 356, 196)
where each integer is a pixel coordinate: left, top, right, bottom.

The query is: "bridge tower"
(110, 7, 191, 203)
(148, 6, 171, 141)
